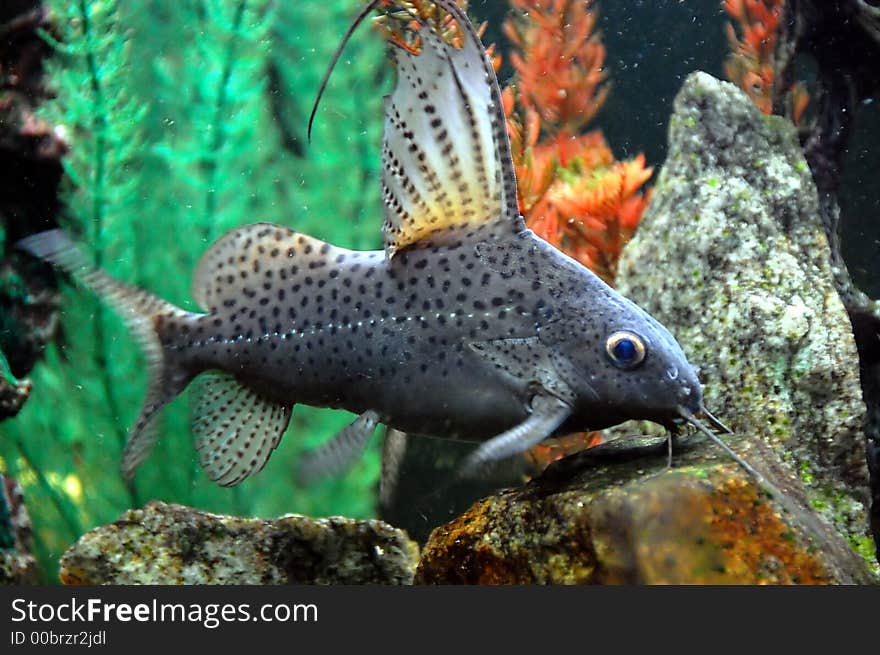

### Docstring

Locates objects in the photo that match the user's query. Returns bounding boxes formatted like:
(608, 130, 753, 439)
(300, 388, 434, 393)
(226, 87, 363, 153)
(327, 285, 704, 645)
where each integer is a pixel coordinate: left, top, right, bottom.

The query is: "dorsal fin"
(192, 222, 346, 313)
(379, 1, 523, 256)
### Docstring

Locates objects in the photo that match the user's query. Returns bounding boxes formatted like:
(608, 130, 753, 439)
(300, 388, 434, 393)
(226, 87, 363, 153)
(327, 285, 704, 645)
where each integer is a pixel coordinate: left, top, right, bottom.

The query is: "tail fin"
(17, 230, 192, 479)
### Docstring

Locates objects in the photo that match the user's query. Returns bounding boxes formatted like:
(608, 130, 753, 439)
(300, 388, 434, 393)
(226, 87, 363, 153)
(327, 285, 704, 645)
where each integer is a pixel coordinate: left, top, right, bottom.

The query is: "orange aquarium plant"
(374, 0, 474, 51)
(502, 0, 652, 287)
(723, 0, 809, 123)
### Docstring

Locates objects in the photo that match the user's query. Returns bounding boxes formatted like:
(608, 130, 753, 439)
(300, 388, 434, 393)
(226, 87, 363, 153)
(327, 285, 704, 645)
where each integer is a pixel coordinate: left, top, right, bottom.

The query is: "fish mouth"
(674, 404, 766, 485)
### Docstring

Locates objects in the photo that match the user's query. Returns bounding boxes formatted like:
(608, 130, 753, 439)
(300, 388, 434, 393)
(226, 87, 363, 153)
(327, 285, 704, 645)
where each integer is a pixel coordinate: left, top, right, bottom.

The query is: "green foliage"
(0, 0, 388, 581)
(0, 354, 11, 387)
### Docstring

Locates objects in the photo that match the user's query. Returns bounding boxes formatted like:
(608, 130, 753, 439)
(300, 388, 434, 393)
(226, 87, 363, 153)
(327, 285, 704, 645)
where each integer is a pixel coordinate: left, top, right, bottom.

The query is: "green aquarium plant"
(0, 0, 387, 582)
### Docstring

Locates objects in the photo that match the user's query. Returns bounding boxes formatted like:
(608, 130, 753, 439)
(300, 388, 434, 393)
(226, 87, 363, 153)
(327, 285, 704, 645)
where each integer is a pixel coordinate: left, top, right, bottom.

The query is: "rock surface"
(415, 435, 876, 584)
(60, 501, 419, 585)
(0, 474, 40, 584)
(614, 72, 870, 553)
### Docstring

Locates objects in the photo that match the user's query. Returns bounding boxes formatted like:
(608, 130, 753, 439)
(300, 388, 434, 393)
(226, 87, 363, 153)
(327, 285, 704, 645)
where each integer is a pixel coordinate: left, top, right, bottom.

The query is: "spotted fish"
(18, 0, 747, 488)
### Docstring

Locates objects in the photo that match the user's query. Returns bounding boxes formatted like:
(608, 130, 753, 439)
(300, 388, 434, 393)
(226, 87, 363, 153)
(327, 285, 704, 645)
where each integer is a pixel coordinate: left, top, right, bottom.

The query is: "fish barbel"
(19, 0, 740, 487)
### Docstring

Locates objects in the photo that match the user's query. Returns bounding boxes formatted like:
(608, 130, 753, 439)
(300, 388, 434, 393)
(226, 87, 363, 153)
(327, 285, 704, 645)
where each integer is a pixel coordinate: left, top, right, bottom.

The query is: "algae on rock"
(614, 72, 869, 552)
(59, 501, 419, 585)
(415, 435, 875, 585)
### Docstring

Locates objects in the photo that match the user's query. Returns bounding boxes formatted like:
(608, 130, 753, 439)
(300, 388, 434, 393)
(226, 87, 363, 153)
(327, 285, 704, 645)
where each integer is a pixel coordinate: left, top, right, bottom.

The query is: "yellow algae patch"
(416, 460, 857, 584)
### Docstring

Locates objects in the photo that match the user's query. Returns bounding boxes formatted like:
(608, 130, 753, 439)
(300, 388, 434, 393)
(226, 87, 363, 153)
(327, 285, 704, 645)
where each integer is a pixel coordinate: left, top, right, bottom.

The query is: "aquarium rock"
(614, 71, 870, 548)
(59, 501, 419, 585)
(0, 474, 40, 585)
(415, 435, 876, 584)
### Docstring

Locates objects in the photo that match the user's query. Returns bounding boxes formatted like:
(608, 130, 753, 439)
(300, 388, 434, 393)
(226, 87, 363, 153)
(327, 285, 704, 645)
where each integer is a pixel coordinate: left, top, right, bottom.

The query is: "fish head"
(541, 292, 703, 429)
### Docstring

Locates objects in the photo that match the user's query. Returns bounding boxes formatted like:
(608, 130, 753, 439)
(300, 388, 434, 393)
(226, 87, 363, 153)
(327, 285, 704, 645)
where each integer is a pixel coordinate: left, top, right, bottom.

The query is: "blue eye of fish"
(606, 331, 646, 369)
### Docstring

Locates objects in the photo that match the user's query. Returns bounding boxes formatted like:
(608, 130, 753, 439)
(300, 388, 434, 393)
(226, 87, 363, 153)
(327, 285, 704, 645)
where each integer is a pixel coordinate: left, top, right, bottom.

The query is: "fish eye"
(605, 331, 646, 369)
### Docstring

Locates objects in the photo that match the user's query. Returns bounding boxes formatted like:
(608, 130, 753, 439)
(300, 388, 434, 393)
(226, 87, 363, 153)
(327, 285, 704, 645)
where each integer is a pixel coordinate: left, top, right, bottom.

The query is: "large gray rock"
(60, 501, 419, 585)
(616, 72, 871, 558)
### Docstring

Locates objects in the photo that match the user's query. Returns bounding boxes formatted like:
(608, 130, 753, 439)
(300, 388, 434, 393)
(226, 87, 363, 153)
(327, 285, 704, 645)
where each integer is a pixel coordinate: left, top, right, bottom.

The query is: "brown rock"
(60, 501, 419, 585)
(415, 435, 877, 585)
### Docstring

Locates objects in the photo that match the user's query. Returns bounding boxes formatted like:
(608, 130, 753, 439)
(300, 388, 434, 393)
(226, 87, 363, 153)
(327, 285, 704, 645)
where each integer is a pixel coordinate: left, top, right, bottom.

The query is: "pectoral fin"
(470, 337, 576, 403)
(459, 394, 572, 478)
(297, 410, 381, 484)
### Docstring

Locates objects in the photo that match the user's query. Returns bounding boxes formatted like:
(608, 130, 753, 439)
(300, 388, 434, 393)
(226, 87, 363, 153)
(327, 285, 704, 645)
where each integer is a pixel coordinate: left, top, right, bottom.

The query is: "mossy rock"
(60, 501, 419, 585)
(615, 72, 869, 550)
(415, 435, 876, 584)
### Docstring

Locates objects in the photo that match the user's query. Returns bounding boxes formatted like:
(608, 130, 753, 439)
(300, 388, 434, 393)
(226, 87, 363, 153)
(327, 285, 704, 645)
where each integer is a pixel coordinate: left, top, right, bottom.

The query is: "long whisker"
(308, 0, 385, 142)
(677, 405, 767, 487)
(701, 405, 733, 434)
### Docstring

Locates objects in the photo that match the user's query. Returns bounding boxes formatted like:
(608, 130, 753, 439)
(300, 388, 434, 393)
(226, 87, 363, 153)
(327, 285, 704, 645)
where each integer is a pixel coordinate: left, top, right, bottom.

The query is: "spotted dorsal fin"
(380, 2, 523, 256)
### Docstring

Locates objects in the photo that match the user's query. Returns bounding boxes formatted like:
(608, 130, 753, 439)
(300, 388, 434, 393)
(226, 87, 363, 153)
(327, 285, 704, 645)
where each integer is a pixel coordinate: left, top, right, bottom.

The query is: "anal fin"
(297, 410, 380, 485)
(192, 372, 292, 487)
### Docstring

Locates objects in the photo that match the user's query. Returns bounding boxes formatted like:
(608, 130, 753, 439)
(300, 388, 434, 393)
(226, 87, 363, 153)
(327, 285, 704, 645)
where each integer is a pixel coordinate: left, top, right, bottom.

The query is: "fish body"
(161, 224, 700, 441)
(19, 1, 718, 487)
